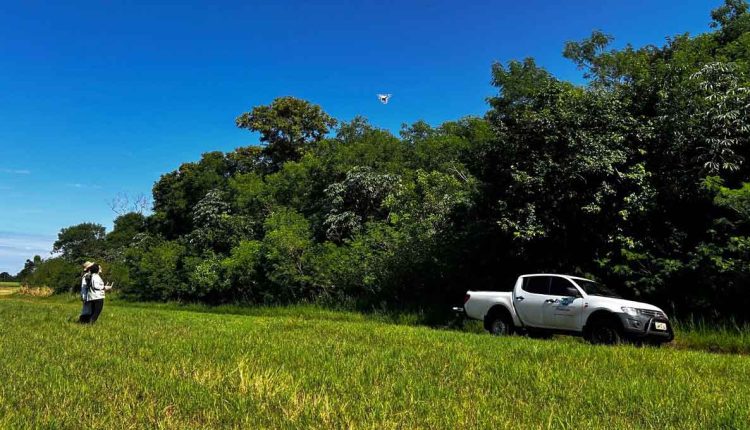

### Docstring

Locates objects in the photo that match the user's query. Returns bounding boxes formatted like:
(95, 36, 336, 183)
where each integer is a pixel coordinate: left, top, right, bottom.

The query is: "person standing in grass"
(78, 261, 107, 324)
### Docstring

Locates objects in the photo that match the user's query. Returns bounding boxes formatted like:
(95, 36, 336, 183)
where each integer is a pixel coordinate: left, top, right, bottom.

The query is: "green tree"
(261, 208, 313, 301)
(187, 189, 254, 254)
(711, 0, 750, 43)
(323, 166, 400, 242)
(53, 223, 106, 263)
(222, 240, 264, 302)
(186, 254, 228, 302)
(152, 151, 232, 238)
(107, 212, 147, 250)
(125, 240, 188, 301)
(16, 255, 41, 281)
(26, 257, 80, 293)
(236, 97, 336, 169)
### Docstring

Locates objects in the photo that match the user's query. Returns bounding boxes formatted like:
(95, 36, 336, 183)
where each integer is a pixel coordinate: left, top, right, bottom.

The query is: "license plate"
(655, 322, 667, 331)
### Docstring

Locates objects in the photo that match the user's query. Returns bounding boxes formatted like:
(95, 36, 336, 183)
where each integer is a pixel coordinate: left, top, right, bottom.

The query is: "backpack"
(81, 273, 92, 301)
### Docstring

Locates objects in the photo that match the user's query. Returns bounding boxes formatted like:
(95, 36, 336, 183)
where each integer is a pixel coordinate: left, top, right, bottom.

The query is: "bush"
(261, 208, 314, 302)
(26, 258, 80, 293)
(186, 254, 228, 302)
(17, 286, 54, 297)
(222, 240, 264, 302)
(102, 261, 131, 292)
(124, 241, 188, 301)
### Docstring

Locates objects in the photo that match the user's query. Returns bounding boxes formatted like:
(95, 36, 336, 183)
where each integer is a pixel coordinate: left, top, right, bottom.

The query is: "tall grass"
(672, 319, 750, 354)
(1, 295, 749, 429)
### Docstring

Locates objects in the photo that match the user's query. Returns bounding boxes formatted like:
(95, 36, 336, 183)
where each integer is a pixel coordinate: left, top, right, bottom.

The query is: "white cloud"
(66, 183, 103, 189)
(0, 168, 31, 175)
(0, 231, 56, 274)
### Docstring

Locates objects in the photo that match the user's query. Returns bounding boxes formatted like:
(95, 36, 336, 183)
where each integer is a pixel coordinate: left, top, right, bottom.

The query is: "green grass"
(54, 294, 750, 354)
(672, 319, 750, 355)
(1, 295, 749, 429)
(0, 281, 20, 287)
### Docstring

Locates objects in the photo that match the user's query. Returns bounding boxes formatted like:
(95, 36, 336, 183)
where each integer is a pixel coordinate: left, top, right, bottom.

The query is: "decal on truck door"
(543, 277, 584, 330)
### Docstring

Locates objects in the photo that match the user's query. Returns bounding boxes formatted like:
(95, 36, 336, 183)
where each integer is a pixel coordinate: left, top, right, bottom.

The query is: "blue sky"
(0, 0, 719, 273)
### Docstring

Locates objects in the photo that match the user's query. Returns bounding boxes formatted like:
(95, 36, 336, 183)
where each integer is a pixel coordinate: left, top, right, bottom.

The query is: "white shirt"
(82, 273, 106, 301)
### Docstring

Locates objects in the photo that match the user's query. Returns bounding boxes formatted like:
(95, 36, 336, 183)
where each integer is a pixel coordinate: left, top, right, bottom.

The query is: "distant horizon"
(0, 0, 719, 273)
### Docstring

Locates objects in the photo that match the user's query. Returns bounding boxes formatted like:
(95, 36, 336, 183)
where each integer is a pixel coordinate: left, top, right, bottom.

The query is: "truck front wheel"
(587, 320, 622, 345)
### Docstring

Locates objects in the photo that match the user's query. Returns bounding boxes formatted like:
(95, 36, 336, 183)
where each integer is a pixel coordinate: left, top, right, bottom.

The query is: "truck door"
(513, 276, 550, 327)
(542, 277, 584, 331)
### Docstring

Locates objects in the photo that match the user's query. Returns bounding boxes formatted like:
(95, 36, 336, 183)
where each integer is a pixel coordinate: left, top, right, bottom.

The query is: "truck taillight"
(464, 293, 471, 304)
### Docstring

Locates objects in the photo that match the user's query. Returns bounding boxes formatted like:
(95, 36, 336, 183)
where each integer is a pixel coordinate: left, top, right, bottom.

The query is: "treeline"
(20, 1, 750, 321)
(0, 272, 17, 282)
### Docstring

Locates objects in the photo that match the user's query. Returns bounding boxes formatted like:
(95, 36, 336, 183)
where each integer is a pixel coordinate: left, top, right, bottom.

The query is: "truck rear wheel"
(487, 316, 512, 336)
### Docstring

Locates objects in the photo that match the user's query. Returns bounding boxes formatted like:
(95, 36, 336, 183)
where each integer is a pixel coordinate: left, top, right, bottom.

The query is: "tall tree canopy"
(52, 223, 106, 264)
(235, 96, 337, 169)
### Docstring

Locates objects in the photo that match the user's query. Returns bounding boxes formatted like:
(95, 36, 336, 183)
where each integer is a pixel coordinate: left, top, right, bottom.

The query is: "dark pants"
(79, 299, 104, 324)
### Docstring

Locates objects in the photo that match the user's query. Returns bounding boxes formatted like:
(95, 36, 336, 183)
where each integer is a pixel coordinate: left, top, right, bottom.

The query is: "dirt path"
(0, 287, 18, 296)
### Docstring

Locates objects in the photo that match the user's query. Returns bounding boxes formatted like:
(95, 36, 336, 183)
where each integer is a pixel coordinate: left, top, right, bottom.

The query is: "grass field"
(1, 295, 749, 429)
(0, 281, 20, 297)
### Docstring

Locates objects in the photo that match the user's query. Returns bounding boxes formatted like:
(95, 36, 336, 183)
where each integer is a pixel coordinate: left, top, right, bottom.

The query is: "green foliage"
(388, 169, 477, 237)
(221, 240, 263, 301)
(52, 223, 106, 263)
(230, 172, 271, 218)
(187, 189, 254, 254)
(186, 253, 228, 301)
(690, 62, 750, 174)
(15, 255, 41, 281)
(261, 208, 313, 301)
(235, 96, 337, 169)
(706, 176, 750, 221)
(151, 151, 233, 238)
(104, 260, 132, 291)
(25, 257, 80, 293)
(123, 240, 187, 301)
(324, 166, 400, 241)
(106, 212, 147, 250)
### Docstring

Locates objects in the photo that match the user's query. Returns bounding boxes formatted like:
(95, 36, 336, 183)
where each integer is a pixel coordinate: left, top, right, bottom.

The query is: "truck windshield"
(574, 279, 621, 298)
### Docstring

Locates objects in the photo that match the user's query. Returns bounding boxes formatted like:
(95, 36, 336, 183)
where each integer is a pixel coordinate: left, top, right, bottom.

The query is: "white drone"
(377, 93, 392, 104)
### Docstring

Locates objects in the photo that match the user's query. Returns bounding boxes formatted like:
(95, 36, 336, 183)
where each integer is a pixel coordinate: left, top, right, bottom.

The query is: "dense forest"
(18, 1, 750, 321)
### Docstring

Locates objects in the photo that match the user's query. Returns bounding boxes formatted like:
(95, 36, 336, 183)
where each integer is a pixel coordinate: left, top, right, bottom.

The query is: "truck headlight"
(621, 307, 638, 316)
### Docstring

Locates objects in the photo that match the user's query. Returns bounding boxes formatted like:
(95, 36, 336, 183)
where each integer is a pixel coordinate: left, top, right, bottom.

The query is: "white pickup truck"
(460, 274, 673, 345)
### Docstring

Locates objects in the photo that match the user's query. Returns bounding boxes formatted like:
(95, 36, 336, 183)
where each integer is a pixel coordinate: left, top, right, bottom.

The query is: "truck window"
(549, 277, 580, 297)
(574, 279, 621, 298)
(522, 276, 550, 294)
